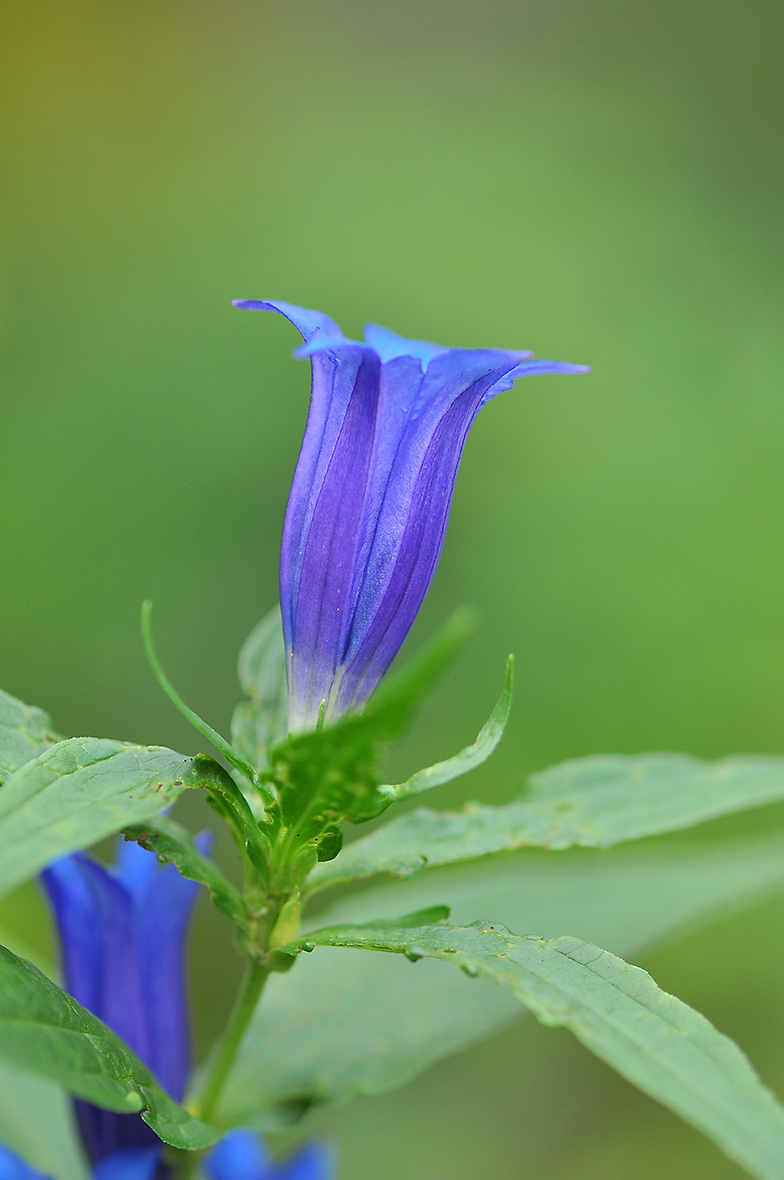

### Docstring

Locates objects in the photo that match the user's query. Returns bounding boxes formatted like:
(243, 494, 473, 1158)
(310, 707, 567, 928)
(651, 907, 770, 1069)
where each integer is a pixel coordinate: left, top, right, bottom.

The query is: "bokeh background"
(2, 1, 784, 1176)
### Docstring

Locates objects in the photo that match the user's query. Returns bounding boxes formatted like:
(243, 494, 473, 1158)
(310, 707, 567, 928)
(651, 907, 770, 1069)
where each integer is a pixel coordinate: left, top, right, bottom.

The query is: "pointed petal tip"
(233, 299, 349, 349)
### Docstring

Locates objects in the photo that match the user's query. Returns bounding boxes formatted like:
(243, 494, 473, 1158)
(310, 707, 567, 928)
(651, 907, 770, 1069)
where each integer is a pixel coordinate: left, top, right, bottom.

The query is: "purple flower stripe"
(235, 299, 588, 731)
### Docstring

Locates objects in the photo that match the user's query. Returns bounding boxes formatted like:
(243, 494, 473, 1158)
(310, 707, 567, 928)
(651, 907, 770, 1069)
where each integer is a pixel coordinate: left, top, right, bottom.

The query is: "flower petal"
(232, 300, 345, 347)
(363, 323, 447, 368)
(0, 1146, 50, 1180)
(486, 357, 591, 396)
(333, 347, 528, 714)
(282, 347, 383, 727)
(92, 1149, 160, 1180)
(276, 1143, 334, 1180)
(204, 1129, 271, 1180)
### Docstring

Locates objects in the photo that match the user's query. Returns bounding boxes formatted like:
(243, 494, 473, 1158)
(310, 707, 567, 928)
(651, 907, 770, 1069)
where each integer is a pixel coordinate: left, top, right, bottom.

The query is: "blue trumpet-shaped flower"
(235, 299, 588, 731)
(37, 839, 332, 1180)
(41, 837, 207, 1163)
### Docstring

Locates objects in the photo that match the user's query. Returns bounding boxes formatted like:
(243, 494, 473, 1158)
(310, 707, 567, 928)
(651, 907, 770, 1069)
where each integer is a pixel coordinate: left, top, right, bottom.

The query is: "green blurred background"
(2, 0, 784, 1175)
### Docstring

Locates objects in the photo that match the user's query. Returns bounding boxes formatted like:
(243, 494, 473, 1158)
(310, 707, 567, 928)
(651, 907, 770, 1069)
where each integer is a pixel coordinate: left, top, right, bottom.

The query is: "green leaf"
(0, 1058, 87, 1180)
(124, 815, 246, 927)
(281, 919, 784, 1180)
(231, 606, 289, 770)
(526, 752, 784, 846)
(0, 688, 62, 785)
(378, 655, 513, 803)
(212, 828, 784, 1129)
(264, 610, 475, 872)
(308, 751, 784, 893)
(0, 738, 230, 896)
(0, 943, 219, 1150)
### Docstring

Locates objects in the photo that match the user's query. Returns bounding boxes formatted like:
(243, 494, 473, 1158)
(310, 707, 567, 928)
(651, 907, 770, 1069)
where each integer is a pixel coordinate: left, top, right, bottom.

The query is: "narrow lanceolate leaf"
(379, 656, 513, 803)
(281, 919, 784, 1180)
(0, 944, 219, 1150)
(124, 815, 246, 927)
(525, 752, 784, 846)
(215, 829, 784, 1130)
(307, 751, 784, 893)
(231, 606, 289, 770)
(0, 739, 229, 896)
(0, 688, 62, 785)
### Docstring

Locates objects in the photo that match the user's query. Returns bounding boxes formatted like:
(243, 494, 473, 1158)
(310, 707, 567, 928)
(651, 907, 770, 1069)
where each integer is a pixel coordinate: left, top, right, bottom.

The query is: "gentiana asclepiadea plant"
(4, 303, 784, 1180)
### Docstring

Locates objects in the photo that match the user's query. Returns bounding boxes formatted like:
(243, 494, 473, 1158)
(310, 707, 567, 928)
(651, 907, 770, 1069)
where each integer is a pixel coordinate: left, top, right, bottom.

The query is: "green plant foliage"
(0, 1060, 86, 1180)
(280, 917, 784, 1180)
(527, 752, 784, 845)
(0, 738, 230, 896)
(0, 689, 62, 786)
(123, 815, 246, 927)
(308, 751, 784, 892)
(231, 607, 289, 770)
(0, 944, 219, 1150)
(212, 828, 784, 1129)
(378, 656, 513, 804)
(141, 602, 270, 803)
(263, 610, 476, 876)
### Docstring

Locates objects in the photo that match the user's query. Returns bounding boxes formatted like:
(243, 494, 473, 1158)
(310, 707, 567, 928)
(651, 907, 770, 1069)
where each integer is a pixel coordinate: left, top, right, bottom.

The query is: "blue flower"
(36, 841, 333, 1180)
(205, 1129, 333, 1180)
(0, 1144, 160, 1180)
(234, 299, 589, 731)
(41, 837, 206, 1163)
(0, 1130, 332, 1180)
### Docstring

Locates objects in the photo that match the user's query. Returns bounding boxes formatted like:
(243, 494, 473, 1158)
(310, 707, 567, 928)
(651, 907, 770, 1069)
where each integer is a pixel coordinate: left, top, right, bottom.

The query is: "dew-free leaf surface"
(0, 739, 229, 895)
(0, 688, 62, 786)
(308, 751, 784, 892)
(280, 918, 784, 1180)
(214, 829, 784, 1129)
(0, 944, 219, 1150)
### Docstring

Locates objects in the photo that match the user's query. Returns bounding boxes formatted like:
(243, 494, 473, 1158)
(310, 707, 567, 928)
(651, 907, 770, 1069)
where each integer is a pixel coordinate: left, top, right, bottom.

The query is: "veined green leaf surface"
(231, 606, 289, 770)
(308, 751, 784, 892)
(0, 739, 228, 896)
(378, 656, 513, 804)
(124, 815, 245, 926)
(214, 829, 784, 1129)
(0, 944, 219, 1150)
(0, 688, 62, 785)
(0, 1059, 87, 1180)
(280, 919, 784, 1180)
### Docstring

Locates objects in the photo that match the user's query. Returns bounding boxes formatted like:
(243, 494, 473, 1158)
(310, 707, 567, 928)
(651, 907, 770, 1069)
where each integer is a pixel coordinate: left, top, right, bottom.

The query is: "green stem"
(196, 959, 270, 1125)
